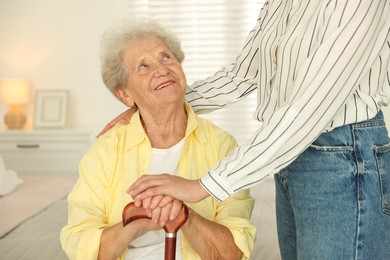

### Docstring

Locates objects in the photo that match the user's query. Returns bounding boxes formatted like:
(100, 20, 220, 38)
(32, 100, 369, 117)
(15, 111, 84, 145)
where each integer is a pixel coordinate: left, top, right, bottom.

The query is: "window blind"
(127, 0, 265, 144)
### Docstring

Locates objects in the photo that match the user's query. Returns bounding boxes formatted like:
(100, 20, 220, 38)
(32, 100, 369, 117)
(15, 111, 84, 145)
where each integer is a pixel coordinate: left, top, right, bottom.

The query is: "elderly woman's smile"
(155, 80, 176, 90)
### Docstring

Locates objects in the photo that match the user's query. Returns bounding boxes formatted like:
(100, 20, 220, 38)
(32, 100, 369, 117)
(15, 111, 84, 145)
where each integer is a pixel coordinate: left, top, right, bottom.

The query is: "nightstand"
(0, 129, 93, 176)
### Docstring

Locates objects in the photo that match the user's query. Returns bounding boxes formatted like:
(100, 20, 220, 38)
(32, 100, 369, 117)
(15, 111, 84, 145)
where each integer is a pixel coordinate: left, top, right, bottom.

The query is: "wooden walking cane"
(122, 202, 189, 260)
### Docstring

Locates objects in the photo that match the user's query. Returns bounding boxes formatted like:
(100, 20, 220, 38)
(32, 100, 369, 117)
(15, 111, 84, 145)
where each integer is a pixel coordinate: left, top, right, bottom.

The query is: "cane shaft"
(165, 236, 177, 260)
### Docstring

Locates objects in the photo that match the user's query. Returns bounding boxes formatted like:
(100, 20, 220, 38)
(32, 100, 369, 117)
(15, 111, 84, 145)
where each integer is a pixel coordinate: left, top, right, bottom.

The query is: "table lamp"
(0, 78, 30, 129)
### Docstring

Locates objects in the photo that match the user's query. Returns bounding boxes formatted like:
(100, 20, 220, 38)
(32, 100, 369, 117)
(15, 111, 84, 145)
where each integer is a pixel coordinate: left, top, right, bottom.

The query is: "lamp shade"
(0, 78, 30, 105)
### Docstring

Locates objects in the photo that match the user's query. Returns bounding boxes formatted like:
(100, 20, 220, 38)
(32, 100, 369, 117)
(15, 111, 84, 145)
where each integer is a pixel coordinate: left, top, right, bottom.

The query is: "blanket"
(0, 175, 77, 237)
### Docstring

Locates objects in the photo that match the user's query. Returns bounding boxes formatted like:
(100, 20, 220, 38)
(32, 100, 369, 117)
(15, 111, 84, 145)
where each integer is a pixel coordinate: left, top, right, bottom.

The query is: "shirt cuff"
(199, 171, 233, 201)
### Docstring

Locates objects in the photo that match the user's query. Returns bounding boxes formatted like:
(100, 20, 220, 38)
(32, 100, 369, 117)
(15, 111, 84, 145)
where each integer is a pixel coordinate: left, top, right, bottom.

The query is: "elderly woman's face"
(120, 36, 187, 110)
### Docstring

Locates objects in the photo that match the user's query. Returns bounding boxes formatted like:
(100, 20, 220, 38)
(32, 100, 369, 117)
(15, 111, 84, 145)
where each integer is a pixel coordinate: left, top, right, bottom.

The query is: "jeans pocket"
(374, 142, 390, 216)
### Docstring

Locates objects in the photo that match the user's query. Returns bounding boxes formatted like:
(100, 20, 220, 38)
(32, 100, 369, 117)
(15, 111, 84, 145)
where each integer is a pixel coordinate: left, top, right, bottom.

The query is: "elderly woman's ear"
(116, 88, 135, 107)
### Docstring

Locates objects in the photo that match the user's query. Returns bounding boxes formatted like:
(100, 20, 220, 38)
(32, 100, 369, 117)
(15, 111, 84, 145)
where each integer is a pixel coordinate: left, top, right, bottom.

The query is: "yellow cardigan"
(61, 103, 256, 260)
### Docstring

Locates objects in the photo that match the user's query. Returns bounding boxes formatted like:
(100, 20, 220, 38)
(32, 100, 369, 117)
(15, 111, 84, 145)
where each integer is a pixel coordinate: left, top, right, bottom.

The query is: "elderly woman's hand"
(97, 107, 136, 137)
(147, 198, 184, 227)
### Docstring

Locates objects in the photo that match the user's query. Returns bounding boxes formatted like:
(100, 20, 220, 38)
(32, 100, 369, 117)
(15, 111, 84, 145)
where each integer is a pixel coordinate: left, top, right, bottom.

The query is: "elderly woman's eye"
(163, 54, 172, 61)
(140, 63, 148, 69)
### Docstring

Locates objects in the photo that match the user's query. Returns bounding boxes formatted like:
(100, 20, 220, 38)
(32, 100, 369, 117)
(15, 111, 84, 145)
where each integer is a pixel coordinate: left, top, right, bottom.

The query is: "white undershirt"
(125, 138, 185, 260)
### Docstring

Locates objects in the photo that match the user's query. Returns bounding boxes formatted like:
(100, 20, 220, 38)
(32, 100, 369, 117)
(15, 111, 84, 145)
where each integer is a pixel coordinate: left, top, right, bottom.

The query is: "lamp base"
(4, 105, 27, 129)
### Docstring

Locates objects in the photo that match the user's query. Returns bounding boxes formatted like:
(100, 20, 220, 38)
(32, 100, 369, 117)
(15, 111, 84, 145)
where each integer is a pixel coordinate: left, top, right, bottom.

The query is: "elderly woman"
(60, 20, 255, 260)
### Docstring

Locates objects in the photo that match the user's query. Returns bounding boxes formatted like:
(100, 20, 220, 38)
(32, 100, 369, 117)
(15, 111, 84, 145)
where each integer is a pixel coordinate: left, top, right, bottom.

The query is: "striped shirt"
(185, 0, 390, 201)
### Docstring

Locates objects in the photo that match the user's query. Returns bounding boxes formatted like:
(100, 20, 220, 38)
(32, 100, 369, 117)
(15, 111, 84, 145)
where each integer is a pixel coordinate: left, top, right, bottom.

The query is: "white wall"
(1, 0, 390, 135)
(0, 0, 128, 130)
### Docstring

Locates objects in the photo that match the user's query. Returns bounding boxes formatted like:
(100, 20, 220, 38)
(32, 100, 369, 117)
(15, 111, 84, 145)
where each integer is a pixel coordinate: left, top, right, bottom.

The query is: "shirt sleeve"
(215, 190, 256, 259)
(60, 141, 113, 260)
(211, 125, 256, 259)
(199, 0, 390, 200)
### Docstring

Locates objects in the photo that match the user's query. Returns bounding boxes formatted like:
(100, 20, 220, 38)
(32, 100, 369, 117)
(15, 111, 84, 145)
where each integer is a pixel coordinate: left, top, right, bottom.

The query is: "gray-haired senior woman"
(60, 20, 255, 260)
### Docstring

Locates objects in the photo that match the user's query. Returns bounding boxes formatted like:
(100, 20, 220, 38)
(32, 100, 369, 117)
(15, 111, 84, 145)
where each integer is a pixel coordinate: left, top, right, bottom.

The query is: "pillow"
(0, 155, 23, 196)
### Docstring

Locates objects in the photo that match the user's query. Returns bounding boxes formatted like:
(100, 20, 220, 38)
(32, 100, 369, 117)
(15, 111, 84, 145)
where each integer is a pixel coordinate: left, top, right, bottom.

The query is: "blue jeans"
(274, 111, 390, 260)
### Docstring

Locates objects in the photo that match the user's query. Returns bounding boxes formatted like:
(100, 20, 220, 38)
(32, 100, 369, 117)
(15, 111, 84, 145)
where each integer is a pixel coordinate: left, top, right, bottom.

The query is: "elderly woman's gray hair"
(100, 19, 185, 100)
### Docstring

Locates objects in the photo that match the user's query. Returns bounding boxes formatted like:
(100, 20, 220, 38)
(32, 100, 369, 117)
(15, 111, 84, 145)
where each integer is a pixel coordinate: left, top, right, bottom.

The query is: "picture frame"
(34, 90, 68, 128)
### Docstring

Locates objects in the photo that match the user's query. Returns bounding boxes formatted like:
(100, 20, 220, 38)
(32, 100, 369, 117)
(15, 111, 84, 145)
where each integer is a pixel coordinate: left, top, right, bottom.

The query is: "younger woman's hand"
(97, 107, 136, 137)
(127, 174, 210, 204)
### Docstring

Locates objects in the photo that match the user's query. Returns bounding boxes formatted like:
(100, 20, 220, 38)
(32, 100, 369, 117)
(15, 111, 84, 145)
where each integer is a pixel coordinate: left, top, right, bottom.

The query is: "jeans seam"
(351, 120, 385, 129)
(352, 127, 362, 260)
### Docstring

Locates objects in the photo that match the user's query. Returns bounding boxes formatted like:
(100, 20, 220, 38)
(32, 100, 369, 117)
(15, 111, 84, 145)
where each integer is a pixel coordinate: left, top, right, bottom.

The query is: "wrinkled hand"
(97, 107, 136, 137)
(132, 196, 185, 227)
(134, 217, 163, 233)
(127, 174, 210, 205)
(147, 198, 184, 226)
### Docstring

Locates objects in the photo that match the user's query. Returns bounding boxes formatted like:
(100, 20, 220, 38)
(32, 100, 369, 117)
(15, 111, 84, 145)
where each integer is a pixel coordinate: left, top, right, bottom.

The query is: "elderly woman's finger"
(150, 195, 164, 209)
(158, 195, 175, 208)
(151, 206, 162, 225)
(158, 202, 173, 227)
(141, 196, 153, 210)
(169, 199, 183, 221)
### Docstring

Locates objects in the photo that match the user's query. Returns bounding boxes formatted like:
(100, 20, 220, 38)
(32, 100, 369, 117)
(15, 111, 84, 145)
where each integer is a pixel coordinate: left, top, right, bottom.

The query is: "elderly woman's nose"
(154, 63, 169, 77)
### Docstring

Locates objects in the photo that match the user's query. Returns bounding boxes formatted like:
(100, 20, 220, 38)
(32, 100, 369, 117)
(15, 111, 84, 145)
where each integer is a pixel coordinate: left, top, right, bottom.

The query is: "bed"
(0, 175, 76, 259)
(0, 173, 281, 260)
